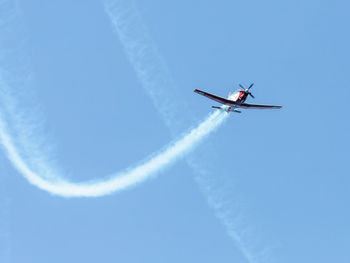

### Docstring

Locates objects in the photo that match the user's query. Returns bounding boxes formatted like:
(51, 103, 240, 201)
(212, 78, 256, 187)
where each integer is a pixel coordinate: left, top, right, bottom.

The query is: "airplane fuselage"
(224, 90, 249, 112)
(228, 90, 248, 104)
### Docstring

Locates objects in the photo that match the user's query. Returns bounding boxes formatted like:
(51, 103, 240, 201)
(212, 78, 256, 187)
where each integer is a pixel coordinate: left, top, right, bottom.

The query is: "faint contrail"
(104, 1, 264, 262)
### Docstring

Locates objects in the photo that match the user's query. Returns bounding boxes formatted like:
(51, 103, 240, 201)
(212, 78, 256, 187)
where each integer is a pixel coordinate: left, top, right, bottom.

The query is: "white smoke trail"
(0, 80, 227, 197)
(104, 1, 265, 262)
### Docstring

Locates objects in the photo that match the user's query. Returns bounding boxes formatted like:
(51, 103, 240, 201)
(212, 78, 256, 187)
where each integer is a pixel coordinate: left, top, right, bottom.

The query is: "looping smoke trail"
(0, 82, 227, 197)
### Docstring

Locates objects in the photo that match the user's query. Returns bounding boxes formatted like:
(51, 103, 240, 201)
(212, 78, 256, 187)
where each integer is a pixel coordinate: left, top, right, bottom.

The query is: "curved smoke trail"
(0, 84, 227, 197)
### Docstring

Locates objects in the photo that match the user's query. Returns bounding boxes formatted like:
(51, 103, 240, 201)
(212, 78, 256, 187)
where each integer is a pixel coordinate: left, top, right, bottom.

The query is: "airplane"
(194, 83, 282, 113)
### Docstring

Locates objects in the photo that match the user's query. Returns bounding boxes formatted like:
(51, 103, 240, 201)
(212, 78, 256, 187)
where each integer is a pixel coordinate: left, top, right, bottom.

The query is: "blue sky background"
(1, 0, 349, 262)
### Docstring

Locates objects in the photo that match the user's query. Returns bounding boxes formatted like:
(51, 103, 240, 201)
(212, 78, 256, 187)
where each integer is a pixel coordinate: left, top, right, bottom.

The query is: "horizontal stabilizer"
(212, 106, 241, 113)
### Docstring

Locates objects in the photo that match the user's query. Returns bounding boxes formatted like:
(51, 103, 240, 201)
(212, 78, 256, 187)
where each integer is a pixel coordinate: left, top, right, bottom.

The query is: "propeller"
(239, 83, 255, 98)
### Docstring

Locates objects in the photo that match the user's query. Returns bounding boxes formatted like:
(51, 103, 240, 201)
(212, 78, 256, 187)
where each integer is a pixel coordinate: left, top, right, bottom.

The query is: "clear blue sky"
(0, 0, 349, 262)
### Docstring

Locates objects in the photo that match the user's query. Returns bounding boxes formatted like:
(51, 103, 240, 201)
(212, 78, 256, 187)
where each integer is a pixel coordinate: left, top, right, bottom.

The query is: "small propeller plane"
(194, 83, 282, 113)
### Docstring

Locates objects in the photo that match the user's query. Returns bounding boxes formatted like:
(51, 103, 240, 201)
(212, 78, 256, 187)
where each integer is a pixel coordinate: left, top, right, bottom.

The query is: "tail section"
(212, 106, 241, 113)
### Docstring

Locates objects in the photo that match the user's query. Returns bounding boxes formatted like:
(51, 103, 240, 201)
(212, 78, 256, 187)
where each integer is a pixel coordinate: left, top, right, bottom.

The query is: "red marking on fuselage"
(236, 90, 248, 103)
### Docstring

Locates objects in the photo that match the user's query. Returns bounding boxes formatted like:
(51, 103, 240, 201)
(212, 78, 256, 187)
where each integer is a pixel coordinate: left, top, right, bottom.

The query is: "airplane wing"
(239, 103, 282, 109)
(194, 89, 282, 110)
(194, 89, 232, 105)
